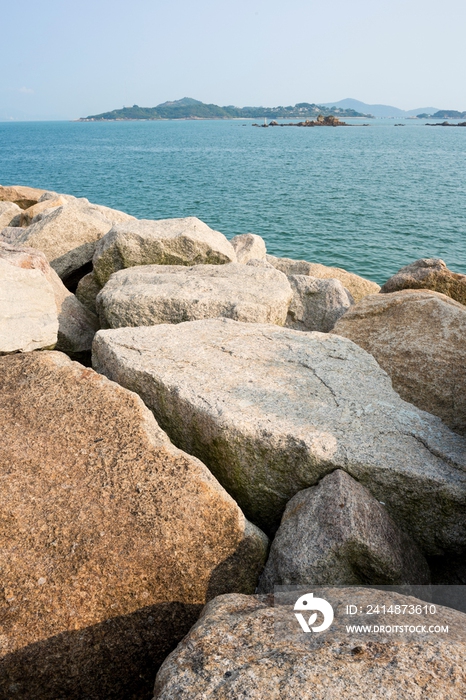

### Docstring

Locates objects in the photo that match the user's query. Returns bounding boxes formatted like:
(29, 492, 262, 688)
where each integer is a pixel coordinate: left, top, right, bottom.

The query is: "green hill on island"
(79, 97, 371, 121)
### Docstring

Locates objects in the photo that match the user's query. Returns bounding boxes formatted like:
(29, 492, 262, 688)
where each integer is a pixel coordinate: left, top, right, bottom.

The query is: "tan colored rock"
(230, 233, 267, 263)
(0, 184, 46, 209)
(266, 254, 380, 302)
(96, 263, 293, 329)
(0, 352, 268, 700)
(76, 271, 102, 316)
(286, 275, 353, 332)
(19, 196, 68, 226)
(153, 591, 466, 699)
(0, 242, 97, 358)
(10, 201, 116, 281)
(258, 470, 430, 591)
(0, 258, 58, 354)
(0, 201, 22, 228)
(93, 217, 237, 286)
(332, 290, 466, 436)
(381, 258, 466, 306)
(92, 319, 466, 552)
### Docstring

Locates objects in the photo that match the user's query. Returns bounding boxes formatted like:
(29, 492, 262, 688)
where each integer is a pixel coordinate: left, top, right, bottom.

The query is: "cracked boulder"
(285, 275, 353, 332)
(332, 290, 466, 436)
(92, 318, 466, 553)
(93, 217, 237, 285)
(153, 591, 466, 700)
(266, 254, 380, 302)
(96, 263, 293, 328)
(0, 352, 268, 700)
(258, 470, 430, 590)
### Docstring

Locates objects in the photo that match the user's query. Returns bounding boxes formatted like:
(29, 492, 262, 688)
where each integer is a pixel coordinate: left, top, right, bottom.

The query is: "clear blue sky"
(1, 0, 465, 120)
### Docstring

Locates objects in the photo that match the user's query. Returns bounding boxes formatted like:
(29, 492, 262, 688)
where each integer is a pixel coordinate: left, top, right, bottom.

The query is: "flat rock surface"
(9, 201, 115, 280)
(0, 258, 57, 353)
(258, 470, 430, 591)
(153, 592, 466, 699)
(332, 290, 466, 436)
(93, 217, 237, 285)
(97, 263, 293, 328)
(92, 319, 466, 552)
(286, 275, 353, 332)
(0, 352, 267, 699)
(381, 258, 466, 305)
(0, 242, 97, 357)
(267, 254, 380, 302)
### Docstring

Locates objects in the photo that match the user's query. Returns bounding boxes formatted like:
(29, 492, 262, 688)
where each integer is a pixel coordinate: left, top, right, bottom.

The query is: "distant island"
(418, 110, 466, 119)
(78, 97, 372, 121)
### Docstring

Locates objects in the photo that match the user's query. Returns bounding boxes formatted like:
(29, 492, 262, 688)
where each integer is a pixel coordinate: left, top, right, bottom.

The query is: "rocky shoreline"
(1, 184, 465, 699)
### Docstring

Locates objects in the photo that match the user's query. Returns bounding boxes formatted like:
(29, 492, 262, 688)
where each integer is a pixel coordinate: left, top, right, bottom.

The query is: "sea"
(1, 118, 465, 285)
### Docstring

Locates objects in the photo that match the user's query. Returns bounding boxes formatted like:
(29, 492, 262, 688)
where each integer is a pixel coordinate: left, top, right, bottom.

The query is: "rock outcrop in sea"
(1, 182, 465, 699)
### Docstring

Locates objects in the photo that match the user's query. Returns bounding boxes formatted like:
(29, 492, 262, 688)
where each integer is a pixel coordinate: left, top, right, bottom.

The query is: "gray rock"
(266, 254, 380, 302)
(381, 258, 466, 306)
(258, 470, 430, 590)
(0, 242, 97, 358)
(93, 217, 237, 285)
(92, 319, 466, 553)
(0, 258, 58, 353)
(230, 233, 267, 263)
(153, 591, 466, 700)
(332, 290, 466, 436)
(286, 275, 354, 332)
(96, 263, 293, 329)
(76, 271, 102, 316)
(0, 226, 24, 244)
(0, 201, 22, 229)
(8, 201, 116, 280)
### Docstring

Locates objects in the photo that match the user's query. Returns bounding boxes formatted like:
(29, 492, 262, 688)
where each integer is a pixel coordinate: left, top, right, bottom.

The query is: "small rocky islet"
(1, 184, 465, 699)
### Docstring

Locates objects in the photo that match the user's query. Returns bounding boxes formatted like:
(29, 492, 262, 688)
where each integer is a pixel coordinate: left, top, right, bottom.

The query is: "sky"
(1, 0, 465, 120)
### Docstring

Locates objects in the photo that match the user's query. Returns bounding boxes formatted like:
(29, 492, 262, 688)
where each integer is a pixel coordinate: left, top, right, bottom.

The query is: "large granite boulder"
(76, 270, 102, 316)
(230, 233, 267, 263)
(286, 275, 353, 332)
(93, 217, 237, 285)
(381, 258, 466, 306)
(7, 201, 118, 281)
(0, 183, 46, 209)
(0, 258, 58, 354)
(0, 201, 22, 228)
(258, 470, 430, 590)
(92, 319, 466, 553)
(19, 195, 68, 226)
(153, 592, 466, 699)
(332, 290, 466, 436)
(266, 254, 380, 302)
(0, 352, 268, 700)
(96, 263, 293, 329)
(0, 242, 97, 359)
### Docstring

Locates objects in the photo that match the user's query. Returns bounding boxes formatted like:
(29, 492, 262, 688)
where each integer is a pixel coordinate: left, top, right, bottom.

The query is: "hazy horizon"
(1, 0, 465, 121)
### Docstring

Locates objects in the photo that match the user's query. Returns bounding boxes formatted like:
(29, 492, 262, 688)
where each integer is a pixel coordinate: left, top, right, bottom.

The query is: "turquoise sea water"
(0, 119, 465, 284)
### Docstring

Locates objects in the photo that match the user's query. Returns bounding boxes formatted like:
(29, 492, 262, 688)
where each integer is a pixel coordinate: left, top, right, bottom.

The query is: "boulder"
(0, 258, 58, 354)
(76, 271, 102, 316)
(381, 258, 466, 306)
(332, 290, 466, 436)
(96, 263, 293, 329)
(0, 352, 268, 700)
(92, 319, 466, 553)
(0, 242, 97, 359)
(0, 184, 46, 209)
(0, 201, 22, 229)
(286, 275, 353, 332)
(258, 470, 430, 591)
(0, 226, 24, 244)
(19, 195, 68, 226)
(153, 592, 466, 700)
(266, 254, 380, 302)
(9, 201, 116, 281)
(230, 233, 267, 263)
(93, 217, 237, 286)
